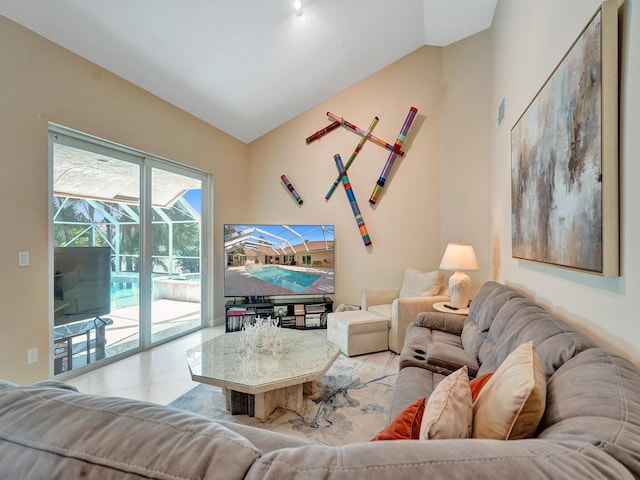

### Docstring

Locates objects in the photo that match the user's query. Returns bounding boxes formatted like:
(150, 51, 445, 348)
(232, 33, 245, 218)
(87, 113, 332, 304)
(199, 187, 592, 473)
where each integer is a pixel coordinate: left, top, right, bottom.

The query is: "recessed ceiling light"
(294, 0, 303, 16)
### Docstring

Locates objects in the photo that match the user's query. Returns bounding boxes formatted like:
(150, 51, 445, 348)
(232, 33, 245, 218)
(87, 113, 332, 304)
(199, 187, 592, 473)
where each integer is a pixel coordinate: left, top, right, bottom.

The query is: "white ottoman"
(326, 310, 389, 356)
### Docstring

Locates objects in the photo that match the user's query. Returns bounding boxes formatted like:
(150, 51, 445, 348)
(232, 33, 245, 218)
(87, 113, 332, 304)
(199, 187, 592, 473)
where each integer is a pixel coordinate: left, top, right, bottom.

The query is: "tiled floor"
(65, 325, 225, 405)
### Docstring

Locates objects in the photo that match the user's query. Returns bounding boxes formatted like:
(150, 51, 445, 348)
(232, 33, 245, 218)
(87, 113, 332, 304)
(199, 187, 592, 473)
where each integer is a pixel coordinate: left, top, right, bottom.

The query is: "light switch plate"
(27, 347, 38, 364)
(18, 251, 30, 267)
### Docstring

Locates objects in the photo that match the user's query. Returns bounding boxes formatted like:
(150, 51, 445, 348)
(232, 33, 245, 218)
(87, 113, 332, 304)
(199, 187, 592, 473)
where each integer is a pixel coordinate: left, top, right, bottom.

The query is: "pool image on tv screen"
(224, 224, 335, 298)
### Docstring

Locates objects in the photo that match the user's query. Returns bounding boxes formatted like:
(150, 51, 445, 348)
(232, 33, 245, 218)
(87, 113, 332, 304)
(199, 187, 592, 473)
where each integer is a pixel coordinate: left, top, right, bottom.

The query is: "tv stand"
(244, 296, 266, 304)
(225, 298, 333, 333)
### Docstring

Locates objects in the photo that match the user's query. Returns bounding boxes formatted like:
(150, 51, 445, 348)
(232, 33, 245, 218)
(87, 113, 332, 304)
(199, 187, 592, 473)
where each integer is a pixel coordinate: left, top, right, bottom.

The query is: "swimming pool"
(168, 274, 201, 281)
(247, 266, 320, 293)
(111, 275, 202, 308)
(111, 277, 140, 309)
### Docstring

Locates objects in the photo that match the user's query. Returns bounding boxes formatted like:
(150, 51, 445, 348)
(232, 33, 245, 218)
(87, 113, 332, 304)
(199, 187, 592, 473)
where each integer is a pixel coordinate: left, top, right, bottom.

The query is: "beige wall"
(248, 48, 444, 304)
(490, 0, 640, 364)
(440, 30, 493, 296)
(0, 17, 247, 383)
(247, 39, 492, 307)
(3, 0, 638, 385)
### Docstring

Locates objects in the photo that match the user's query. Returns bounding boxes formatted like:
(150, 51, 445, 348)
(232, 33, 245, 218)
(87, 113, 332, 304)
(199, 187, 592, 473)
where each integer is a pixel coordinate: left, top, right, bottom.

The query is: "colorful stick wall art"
(304, 106, 419, 247)
(325, 116, 379, 200)
(334, 154, 372, 246)
(305, 121, 340, 144)
(369, 106, 418, 205)
(325, 112, 404, 156)
(280, 174, 303, 205)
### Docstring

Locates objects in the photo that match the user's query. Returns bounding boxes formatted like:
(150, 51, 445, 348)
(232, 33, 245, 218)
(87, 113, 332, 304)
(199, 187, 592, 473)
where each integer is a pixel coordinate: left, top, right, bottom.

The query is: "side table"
(433, 301, 469, 315)
(53, 316, 113, 373)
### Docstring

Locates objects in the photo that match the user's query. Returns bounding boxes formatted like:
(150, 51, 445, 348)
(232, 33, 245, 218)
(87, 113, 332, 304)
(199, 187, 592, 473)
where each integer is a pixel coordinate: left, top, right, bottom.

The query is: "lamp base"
(448, 271, 471, 309)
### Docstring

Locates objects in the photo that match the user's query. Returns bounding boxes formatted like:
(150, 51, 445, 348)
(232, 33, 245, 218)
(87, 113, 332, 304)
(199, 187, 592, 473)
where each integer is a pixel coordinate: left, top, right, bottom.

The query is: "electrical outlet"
(27, 347, 38, 365)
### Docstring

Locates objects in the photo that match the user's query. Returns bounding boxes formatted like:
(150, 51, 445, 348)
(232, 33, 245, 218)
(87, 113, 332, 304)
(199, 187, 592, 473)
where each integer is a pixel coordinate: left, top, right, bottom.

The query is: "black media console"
(225, 298, 333, 332)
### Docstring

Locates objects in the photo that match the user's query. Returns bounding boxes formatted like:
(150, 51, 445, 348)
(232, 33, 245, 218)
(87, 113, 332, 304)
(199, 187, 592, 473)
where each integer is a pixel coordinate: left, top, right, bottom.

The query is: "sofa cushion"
(217, 420, 311, 452)
(460, 317, 485, 358)
(415, 311, 465, 336)
(367, 303, 391, 319)
(0, 382, 261, 479)
(473, 341, 546, 440)
(537, 348, 640, 478)
(420, 366, 472, 440)
(390, 366, 445, 420)
(490, 307, 596, 380)
(476, 289, 524, 334)
(372, 397, 425, 441)
(466, 281, 504, 319)
(399, 268, 443, 298)
(461, 283, 523, 364)
(477, 296, 597, 379)
(467, 281, 523, 333)
(476, 297, 540, 375)
(426, 343, 479, 377)
(400, 324, 463, 372)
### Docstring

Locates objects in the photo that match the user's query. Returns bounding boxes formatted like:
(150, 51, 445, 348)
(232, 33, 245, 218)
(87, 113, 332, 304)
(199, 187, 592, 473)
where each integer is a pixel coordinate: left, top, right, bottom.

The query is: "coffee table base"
(224, 381, 317, 420)
(186, 329, 339, 420)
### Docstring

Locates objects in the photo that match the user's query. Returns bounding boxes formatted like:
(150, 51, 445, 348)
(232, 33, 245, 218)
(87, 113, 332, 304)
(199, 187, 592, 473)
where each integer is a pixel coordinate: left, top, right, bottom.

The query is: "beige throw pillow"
(472, 341, 546, 440)
(419, 366, 472, 440)
(399, 268, 443, 298)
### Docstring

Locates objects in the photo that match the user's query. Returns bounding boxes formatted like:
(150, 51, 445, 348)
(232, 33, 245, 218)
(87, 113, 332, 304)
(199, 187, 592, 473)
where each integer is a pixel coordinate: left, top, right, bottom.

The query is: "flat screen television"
(224, 224, 335, 299)
(54, 247, 111, 326)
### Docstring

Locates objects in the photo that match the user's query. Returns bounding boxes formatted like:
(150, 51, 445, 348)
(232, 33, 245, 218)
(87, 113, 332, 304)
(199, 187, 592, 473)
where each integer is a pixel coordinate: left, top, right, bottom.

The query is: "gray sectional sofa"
(2, 281, 640, 479)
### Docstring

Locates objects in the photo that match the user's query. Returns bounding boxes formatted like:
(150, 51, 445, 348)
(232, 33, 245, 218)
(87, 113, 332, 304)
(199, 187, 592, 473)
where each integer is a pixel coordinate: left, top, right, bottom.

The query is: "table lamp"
(439, 243, 479, 309)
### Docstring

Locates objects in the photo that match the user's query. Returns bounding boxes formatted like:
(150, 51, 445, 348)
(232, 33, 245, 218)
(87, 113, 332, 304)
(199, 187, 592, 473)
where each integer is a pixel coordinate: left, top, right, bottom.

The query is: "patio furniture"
(53, 316, 113, 374)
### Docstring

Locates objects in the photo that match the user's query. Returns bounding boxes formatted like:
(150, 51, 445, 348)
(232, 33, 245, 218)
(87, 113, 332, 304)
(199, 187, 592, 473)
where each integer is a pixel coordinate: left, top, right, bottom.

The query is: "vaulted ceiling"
(1, 0, 497, 143)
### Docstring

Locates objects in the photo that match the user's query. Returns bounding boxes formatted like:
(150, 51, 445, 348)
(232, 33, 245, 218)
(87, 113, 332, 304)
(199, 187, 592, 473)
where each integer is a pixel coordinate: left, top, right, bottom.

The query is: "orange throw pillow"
(469, 373, 493, 403)
(372, 397, 425, 440)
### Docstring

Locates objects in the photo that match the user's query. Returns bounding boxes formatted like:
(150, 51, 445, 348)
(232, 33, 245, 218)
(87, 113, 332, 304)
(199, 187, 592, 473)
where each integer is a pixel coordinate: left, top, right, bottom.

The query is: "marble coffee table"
(185, 329, 340, 420)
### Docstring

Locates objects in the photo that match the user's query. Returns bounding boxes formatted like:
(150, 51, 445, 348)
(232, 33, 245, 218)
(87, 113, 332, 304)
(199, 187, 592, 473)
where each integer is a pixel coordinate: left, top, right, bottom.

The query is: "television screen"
(224, 224, 335, 298)
(54, 246, 111, 326)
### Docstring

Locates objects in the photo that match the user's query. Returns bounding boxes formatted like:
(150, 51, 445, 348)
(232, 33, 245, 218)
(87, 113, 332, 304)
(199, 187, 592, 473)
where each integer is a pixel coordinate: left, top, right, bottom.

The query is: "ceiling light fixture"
(294, 0, 303, 16)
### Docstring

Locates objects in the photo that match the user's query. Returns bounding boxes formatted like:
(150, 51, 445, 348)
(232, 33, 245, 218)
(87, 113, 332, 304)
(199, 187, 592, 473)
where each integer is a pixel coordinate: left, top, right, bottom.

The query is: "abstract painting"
(511, 1, 618, 276)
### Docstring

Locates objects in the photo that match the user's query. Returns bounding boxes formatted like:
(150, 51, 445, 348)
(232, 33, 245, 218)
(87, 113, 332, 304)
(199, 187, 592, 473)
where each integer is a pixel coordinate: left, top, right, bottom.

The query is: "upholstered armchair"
(362, 269, 450, 354)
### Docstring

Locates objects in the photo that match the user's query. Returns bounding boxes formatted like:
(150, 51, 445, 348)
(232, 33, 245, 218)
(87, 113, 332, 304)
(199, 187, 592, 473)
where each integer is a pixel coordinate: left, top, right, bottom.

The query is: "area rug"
(168, 350, 398, 446)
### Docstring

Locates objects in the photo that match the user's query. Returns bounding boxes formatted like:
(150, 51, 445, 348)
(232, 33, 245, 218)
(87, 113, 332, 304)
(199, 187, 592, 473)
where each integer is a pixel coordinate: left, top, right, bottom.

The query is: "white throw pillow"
(419, 366, 472, 439)
(472, 341, 546, 440)
(399, 268, 443, 298)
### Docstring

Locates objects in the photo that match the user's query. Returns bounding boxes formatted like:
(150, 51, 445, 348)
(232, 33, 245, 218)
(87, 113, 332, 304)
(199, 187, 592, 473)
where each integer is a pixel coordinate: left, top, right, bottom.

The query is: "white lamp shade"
(439, 243, 479, 271)
(439, 243, 478, 308)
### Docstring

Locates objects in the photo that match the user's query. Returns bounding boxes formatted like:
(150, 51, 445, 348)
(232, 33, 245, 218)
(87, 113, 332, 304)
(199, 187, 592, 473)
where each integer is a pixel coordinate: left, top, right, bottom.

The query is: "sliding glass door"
(150, 167, 203, 345)
(50, 125, 209, 375)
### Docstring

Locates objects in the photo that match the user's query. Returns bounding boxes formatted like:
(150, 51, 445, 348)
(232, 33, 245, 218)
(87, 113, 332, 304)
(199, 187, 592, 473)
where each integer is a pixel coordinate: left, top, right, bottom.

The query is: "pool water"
(247, 266, 320, 293)
(169, 274, 201, 281)
(111, 278, 140, 309)
(111, 274, 202, 309)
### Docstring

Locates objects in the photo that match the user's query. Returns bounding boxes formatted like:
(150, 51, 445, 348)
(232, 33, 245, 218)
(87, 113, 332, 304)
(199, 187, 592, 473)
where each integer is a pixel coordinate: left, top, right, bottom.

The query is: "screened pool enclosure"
(51, 127, 209, 375)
